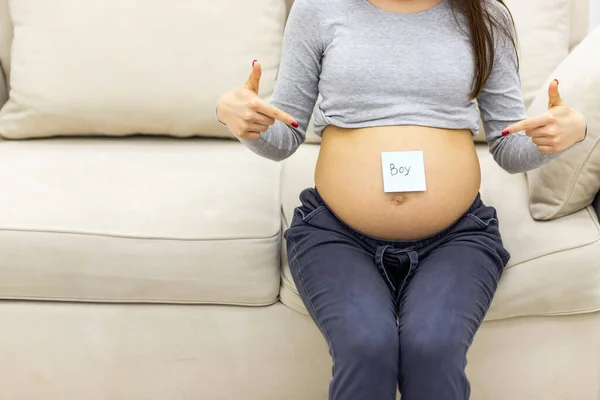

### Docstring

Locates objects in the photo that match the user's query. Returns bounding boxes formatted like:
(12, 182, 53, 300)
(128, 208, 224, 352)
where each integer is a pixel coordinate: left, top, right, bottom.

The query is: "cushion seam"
(487, 306, 600, 321)
(0, 227, 281, 242)
(0, 295, 280, 306)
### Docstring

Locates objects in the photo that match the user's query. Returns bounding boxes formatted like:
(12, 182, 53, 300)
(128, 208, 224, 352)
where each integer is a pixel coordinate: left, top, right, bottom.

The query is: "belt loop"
(375, 245, 397, 292)
(407, 250, 419, 274)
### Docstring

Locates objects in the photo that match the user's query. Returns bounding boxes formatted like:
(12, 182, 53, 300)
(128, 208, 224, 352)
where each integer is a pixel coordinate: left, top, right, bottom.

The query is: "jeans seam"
(377, 264, 397, 292)
(302, 205, 327, 223)
(462, 277, 499, 399)
(467, 213, 498, 228)
(467, 238, 509, 275)
(288, 233, 337, 366)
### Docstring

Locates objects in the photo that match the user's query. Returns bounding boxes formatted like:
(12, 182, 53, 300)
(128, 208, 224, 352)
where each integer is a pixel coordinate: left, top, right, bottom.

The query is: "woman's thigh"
(397, 198, 508, 354)
(286, 191, 401, 399)
(396, 202, 508, 399)
(285, 190, 398, 358)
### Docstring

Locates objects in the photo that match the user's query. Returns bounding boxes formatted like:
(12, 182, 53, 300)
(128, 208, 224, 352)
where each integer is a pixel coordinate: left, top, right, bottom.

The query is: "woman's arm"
(476, 1, 592, 174)
(476, 17, 566, 174)
(236, 0, 323, 161)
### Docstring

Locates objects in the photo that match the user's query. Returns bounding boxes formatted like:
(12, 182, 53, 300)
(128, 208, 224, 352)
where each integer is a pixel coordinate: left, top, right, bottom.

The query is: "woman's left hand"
(501, 79, 587, 154)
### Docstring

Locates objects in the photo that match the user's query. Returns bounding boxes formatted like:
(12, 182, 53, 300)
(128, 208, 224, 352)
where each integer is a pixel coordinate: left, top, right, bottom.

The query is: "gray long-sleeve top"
(239, 0, 564, 173)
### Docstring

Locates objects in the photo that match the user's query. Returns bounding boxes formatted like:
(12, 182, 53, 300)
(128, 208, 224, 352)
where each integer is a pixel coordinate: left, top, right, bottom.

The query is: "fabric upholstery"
(526, 27, 600, 220)
(0, 301, 598, 400)
(280, 144, 600, 320)
(0, 0, 286, 139)
(0, 138, 282, 305)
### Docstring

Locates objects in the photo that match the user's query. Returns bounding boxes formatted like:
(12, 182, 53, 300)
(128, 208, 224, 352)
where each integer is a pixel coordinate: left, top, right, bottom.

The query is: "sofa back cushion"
(0, 0, 286, 139)
(504, 0, 572, 106)
(0, 0, 590, 139)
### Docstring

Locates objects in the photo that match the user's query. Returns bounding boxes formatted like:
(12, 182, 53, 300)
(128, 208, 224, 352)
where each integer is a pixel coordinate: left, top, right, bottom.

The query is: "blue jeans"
(284, 188, 510, 400)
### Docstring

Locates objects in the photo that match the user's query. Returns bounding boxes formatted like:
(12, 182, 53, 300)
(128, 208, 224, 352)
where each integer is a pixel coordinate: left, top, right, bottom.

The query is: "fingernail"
(252, 60, 257, 66)
(502, 130, 509, 136)
(291, 121, 299, 128)
(554, 79, 559, 85)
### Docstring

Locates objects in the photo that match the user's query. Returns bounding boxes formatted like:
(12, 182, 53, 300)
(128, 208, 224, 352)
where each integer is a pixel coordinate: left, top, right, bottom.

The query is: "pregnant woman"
(216, 0, 587, 399)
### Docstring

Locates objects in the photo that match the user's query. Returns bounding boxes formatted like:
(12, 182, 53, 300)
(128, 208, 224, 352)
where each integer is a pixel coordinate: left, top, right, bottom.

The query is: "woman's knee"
(399, 322, 468, 368)
(334, 317, 399, 368)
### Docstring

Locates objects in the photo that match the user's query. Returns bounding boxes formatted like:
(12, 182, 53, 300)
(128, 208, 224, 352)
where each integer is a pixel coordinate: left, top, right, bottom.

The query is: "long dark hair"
(450, 0, 519, 99)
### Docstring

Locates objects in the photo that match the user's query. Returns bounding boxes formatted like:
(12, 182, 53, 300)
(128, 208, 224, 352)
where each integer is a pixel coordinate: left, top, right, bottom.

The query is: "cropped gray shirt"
(239, 0, 562, 173)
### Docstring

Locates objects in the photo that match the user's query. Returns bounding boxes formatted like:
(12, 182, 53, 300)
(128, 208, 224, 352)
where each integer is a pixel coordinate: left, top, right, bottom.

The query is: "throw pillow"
(526, 27, 600, 221)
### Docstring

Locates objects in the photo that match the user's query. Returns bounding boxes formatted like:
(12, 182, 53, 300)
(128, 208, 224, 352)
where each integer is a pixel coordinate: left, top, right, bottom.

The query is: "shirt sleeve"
(477, 5, 562, 174)
(238, 0, 323, 162)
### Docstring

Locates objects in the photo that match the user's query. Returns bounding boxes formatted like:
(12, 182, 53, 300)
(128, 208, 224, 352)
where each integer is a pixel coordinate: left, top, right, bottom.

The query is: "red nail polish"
(554, 79, 559, 85)
(252, 60, 257, 66)
(291, 121, 299, 128)
(502, 130, 509, 136)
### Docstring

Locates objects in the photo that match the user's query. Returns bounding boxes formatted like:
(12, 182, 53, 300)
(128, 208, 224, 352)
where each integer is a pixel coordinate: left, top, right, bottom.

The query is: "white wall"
(591, 0, 600, 31)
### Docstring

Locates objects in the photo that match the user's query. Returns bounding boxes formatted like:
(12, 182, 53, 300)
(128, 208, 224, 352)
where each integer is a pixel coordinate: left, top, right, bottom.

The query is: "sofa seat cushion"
(0, 138, 282, 305)
(280, 144, 600, 321)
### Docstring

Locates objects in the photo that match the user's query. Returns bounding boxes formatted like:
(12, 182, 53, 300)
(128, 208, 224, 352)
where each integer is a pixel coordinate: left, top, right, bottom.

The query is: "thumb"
(548, 79, 564, 109)
(244, 60, 261, 94)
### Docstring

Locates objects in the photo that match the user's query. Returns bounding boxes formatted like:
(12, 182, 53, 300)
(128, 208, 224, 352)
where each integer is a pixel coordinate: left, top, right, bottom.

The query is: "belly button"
(391, 194, 407, 205)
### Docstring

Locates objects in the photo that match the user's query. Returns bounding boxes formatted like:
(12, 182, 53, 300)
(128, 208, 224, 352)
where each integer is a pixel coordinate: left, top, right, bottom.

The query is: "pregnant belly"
(315, 125, 482, 240)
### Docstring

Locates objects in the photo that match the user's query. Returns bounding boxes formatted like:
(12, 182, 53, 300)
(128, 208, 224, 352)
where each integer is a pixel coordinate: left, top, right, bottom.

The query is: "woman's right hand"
(216, 60, 298, 140)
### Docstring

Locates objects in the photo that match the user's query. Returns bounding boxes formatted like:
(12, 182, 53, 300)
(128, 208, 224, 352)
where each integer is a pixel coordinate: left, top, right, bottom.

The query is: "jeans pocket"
(298, 205, 327, 223)
(466, 210, 498, 229)
(466, 206, 511, 266)
(292, 188, 328, 224)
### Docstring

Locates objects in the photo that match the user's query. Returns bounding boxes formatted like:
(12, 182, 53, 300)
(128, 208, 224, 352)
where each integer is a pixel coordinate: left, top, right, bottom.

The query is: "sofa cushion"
(0, 0, 286, 139)
(280, 144, 600, 321)
(526, 27, 600, 221)
(0, 138, 282, 305)
(504, 0, 571, 107)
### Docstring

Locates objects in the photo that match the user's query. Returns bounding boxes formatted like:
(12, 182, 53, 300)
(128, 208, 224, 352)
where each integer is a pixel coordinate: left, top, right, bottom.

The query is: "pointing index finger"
(251, 98, 298, 128)
(502, 113, 553, 136)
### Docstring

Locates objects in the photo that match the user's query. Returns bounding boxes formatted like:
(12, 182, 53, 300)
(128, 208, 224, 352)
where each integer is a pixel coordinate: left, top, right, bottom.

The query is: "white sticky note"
(381, 151, 427, 193)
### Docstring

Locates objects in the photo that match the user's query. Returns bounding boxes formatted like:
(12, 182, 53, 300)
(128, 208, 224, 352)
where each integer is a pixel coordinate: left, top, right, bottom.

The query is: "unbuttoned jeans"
(284, 188, 510, 400)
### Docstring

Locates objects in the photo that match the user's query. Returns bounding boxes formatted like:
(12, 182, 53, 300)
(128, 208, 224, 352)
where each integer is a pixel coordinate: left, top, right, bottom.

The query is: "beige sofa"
(0, 0, 599, 399)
